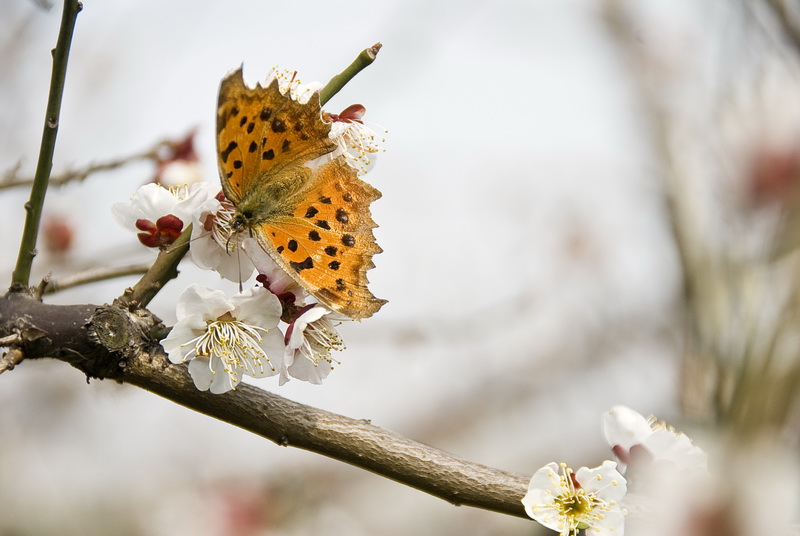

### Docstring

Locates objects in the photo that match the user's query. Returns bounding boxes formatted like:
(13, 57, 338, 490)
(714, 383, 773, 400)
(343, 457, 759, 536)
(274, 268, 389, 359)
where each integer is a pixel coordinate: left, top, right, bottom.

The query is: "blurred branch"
(604, 0, 800, 434)
(319, 42, 382, 106)
(0, 291, 530, 519)
(42, 262, 151, 295)
(602, 1, 699, 310)
(0, 139, 172, 191)
(11, 0, 82, 288)
(762, 0, 800, 54)
(602, 1, 725, 420)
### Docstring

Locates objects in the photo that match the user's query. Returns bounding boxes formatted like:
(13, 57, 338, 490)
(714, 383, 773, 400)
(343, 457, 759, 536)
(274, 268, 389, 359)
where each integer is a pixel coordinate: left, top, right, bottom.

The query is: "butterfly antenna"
(237, 245, 244, 293)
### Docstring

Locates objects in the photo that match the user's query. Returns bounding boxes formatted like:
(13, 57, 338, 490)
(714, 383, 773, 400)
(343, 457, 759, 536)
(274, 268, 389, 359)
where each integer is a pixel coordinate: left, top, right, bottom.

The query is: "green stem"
(11, 0, 82, 288)
(319, 43, 382, 107)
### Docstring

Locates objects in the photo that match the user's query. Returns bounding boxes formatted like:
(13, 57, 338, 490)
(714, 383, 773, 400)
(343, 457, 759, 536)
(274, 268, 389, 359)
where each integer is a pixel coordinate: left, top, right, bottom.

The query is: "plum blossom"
(112, 181, 215, 248)
(280, 304, 344, 385)
(522, 461, 627, 536)
(244, 238, 345, 385)
(189, 192, 255, 281)
(154, 129, 204, 187)
(265, 67, 323, 104)
(160, 284, 284, 394)
(325, 104, 385, 175)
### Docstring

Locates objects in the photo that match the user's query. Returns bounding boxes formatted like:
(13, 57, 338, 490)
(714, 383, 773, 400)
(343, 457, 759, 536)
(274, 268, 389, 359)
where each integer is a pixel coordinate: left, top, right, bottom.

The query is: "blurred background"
(2, 0, 800, 534)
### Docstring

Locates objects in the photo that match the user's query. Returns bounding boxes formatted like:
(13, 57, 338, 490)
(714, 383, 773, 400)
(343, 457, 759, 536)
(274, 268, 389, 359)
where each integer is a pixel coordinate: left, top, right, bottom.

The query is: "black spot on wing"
(290, 257, 314, 272)
(220, 141, 237, 163)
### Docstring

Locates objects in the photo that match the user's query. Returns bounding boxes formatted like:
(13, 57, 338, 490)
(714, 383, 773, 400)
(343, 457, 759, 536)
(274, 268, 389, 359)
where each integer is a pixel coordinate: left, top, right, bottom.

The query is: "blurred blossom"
(155, 130, 205, 187)
(41, 214, 74, 257)
(604, 406, 711, 536)
(522, 461, 627, 536)
(603, 405, 707, 474)
(160, 284, 284, 394)
(745, 144, 800, 208)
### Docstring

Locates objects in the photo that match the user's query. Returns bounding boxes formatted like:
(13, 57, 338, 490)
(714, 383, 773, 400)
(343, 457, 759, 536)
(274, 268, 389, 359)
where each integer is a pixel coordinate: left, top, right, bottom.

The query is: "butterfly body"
(217, 67, 386, 320)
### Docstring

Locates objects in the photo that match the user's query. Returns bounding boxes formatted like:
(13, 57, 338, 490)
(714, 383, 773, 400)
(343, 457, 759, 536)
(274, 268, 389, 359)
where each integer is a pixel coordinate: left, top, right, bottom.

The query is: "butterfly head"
(230, 211, 252, 231)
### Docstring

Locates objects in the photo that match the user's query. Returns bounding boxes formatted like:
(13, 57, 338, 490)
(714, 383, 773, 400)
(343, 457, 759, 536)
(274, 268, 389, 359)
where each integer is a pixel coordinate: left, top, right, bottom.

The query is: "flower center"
(555, 489, 593, 518)
(204, 197, 239, 253)
(185, 318, 275, 385)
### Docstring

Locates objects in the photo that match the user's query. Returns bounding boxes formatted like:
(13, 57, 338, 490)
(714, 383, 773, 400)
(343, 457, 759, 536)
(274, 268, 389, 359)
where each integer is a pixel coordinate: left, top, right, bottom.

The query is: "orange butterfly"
(216, 67, 385, 320)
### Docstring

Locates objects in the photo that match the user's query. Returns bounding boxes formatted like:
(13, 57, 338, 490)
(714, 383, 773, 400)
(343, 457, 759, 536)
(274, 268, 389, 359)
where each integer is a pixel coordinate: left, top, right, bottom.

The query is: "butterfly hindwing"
(253, 158, 385, 320)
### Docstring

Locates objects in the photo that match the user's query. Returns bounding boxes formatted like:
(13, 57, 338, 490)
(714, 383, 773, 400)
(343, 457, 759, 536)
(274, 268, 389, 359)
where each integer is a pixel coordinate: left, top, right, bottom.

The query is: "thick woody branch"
(0, 292, 529, 519)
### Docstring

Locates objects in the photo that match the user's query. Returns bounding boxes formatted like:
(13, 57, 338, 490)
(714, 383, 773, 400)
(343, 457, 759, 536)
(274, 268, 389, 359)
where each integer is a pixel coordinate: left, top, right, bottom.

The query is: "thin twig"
(0, 347, 25, 374)
(11, 0, 82, 288)
(121, 225, 192, 308)
(0, 333, 22, 346)
(0, 140, 172, 191)
(319, 43, 382, 106)
(43, 263, 152, 295)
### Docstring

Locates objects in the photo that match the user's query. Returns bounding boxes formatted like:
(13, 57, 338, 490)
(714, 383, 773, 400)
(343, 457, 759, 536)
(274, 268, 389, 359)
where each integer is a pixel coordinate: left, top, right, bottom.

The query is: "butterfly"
(216, 67, 386, 320)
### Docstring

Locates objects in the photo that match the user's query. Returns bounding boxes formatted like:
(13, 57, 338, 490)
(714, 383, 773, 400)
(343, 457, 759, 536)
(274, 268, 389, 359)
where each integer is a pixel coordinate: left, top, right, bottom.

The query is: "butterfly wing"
(216, 67, 336, 205)
(253, 157, 386, 320)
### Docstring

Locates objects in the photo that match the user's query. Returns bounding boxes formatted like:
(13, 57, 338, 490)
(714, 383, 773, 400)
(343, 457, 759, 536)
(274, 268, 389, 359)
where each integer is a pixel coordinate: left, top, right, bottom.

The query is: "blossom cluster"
(112, 68, 383, 394)
(522, 406, 709, 536)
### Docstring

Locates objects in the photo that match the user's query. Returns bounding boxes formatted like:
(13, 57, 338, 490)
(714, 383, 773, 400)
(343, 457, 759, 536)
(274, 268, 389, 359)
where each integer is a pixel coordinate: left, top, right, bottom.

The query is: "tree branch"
(11, 0, 82, 287)
(0, 292, 530, 518)
(43, 262, 151, 295)
(0, 139, 172, 191)
(119, 225, 192, 308)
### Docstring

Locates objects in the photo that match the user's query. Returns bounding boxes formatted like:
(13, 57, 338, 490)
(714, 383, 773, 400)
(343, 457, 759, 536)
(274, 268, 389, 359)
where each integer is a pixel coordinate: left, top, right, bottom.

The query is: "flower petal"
(187, 356, 215, 391)
(176, 284, 232, 321)
(603, 405, 653, 450)
(160, 314, 207, 362)
(285, 349, 331, 384)
(576, 461, 627, 503)
(586, 507, 625, 536)
(230, 285, 282, 328)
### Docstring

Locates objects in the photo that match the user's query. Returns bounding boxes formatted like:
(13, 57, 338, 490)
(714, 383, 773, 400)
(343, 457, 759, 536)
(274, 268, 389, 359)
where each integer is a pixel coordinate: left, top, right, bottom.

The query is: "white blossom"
(161, 284, 284, 394)
(281, 304, 344, 385)
(522, 461, 627, 536)
(112, 182, 215, 248)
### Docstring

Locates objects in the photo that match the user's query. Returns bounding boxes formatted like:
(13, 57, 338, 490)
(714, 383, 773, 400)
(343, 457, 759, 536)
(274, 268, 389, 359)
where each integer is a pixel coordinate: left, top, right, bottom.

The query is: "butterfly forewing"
(216, 67, 336, 205)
